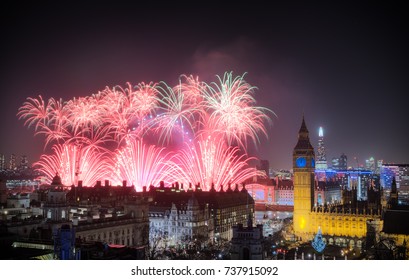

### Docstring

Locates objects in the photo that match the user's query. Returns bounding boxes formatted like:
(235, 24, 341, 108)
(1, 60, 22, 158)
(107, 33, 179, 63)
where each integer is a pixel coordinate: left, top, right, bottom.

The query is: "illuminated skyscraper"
(339, 153, 347, 170)
(316, 126, 327, 170)
(365, 157, 375, 172)
(9, 153, 16, 170)
(20, 155, 28, 170)
(381, 163, 409, 190)
(331, 157, 339, 169)
(331, 153, 347, 170)
(376, 159, 383, 175)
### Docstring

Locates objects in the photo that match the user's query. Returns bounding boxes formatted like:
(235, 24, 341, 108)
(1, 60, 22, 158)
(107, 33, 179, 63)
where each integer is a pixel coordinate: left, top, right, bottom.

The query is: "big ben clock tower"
(293, 116, 315, 238)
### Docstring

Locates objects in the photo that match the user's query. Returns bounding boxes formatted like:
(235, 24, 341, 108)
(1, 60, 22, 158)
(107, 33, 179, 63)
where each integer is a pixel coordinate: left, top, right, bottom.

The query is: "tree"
(148, 228, 169, 259)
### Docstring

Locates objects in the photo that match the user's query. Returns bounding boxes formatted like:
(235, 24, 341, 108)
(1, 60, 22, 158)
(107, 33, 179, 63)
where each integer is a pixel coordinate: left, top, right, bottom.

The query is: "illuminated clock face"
(296, 157, 306, 168)
(311, 158, 315, 167)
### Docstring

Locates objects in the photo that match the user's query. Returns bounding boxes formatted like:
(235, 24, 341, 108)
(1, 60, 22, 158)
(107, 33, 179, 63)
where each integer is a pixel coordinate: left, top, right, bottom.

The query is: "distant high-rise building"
(316, 126, 327, 170)
(20, 155, 29, 169)
(9, 153, 16, 170)
(316, 169, 378, 201)
(365, 157, 375, 172)
(331, 153, 347, 170)
(376, 159, 383, 175)
(0, 153, 5, 170)
(331, 157, 340, 170)
(339, 153, 347, 170)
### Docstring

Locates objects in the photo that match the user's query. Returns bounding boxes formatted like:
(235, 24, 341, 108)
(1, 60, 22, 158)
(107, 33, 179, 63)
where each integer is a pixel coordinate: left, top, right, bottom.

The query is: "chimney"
(122, 180, 127, 187)
(105, 180, 110, 187)
(78, 180, 83, 187)
(96, 181, 101, 187)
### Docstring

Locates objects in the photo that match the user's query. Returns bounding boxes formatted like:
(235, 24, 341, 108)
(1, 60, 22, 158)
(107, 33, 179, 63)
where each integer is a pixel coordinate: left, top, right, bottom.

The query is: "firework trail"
(34, 143, 112, 187)
(170, 134, 264, 191)
(110, 139, 176, 191)
(153, 79, 202, 144)
(100, 82, 159, 143)
(17, 95, 50, 131)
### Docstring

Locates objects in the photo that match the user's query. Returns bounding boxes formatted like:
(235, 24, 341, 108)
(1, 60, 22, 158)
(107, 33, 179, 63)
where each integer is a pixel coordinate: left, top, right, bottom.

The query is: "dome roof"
(51, 173, 63, 185)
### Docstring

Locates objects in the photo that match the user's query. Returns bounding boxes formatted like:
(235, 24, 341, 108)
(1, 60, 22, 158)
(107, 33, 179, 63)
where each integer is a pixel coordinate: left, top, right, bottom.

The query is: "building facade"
(149, 194, 212, 248)
(230, 219, 263, 260)
(148, 182, 254, 243)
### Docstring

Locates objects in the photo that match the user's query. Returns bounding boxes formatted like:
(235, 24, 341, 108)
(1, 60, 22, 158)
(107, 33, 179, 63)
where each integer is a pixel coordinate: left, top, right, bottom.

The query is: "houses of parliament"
(292, 117, 407, 246)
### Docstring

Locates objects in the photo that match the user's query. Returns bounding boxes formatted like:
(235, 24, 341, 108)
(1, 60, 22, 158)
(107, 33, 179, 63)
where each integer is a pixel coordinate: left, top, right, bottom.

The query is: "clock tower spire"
(293, 116, 315, 238)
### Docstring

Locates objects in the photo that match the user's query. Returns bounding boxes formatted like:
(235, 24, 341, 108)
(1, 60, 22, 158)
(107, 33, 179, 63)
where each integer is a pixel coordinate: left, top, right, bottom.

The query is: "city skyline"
(1, 2, 408, 171)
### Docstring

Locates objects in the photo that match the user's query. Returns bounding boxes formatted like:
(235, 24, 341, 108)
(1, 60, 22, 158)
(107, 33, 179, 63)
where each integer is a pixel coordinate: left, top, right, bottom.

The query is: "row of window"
(77, 227, 134, 241)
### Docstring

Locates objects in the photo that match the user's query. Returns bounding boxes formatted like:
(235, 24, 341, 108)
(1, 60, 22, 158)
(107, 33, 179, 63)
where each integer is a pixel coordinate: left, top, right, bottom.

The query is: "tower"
(316, 126, 327, 170)
(293, 116, 315, 237)
(388, 177, 398, 209)
(43, 174, 69, 222)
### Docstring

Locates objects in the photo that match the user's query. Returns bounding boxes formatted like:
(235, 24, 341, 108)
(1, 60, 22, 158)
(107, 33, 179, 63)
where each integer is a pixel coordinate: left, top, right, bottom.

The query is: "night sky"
(0, 1, 407, 170)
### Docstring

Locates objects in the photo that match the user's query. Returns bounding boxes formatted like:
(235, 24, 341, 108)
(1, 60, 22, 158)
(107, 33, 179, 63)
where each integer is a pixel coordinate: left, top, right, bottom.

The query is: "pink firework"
(170, 134, 264, 191)
(109, 139, 176, 191)
(127, 82, 159, 119)
(177, 74, 206, 106)
(202, 72, 274, 150)
(18, 96, 73, 147)
(99, 82, 159, 143)
(153, 80, 203, 144)
(34, 143, 112, 187)
(17, 95, 51, 132)
(18, 72, 274, 191)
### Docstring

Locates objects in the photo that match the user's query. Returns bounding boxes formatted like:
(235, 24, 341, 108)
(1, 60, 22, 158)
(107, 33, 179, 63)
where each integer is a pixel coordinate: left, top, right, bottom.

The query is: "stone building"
(75, 196, 149, 248)
(148, 181, 254, 245)
(149, 193, 211, 248)
(230, 217, 264, 260)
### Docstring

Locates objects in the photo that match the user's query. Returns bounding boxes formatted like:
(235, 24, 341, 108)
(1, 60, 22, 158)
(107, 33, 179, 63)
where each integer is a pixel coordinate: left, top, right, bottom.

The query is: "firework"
(18, 72, 274, 190)
(151, 78, 205, 144)
(170, 134, 264, 191)
(202, 72, 274, 148)
(17, 95, 50, 131)
(110, 139, 176, 191)
(34, 143, 112, 187)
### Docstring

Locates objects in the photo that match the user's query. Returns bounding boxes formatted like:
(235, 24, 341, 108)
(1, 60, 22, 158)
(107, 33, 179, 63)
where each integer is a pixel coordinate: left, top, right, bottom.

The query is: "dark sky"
(0, 1, 408, 170)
